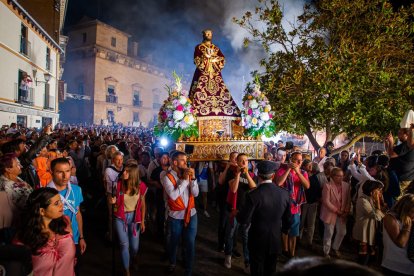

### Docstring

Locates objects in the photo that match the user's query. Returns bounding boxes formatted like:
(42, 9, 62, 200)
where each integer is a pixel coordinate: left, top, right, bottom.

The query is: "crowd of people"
(0, 122, 413, 276)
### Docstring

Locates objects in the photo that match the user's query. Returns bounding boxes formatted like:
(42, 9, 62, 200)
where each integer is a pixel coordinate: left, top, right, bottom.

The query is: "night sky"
(64, 0, 413, 104)
(64, 0, 277, 104)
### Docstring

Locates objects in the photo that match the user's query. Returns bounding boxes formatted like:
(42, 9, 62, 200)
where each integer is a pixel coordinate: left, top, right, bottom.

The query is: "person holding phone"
(224, 153, 256, 272)
(275, 151, 310, 258)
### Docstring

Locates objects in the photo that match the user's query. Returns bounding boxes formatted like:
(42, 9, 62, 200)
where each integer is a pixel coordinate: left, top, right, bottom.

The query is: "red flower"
(176, 105, 184, 111)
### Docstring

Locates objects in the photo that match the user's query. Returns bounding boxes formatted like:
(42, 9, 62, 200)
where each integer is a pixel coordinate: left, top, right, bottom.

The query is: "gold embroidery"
(190, 43, 240, 118)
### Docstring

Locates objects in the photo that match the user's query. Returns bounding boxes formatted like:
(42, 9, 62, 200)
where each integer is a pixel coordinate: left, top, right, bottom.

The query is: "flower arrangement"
(240, 81, 276, 138)
(154, 72, 198, 140)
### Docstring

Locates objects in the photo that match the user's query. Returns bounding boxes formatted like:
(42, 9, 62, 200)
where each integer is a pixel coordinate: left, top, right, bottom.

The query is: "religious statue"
(173, 30, 265, 161)
(189, 29, 240, 137)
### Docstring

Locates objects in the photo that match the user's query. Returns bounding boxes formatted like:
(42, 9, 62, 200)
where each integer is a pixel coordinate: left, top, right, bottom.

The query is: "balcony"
(133, 99, 142, 107)
(20, 36, 31, 58)
(44, 95, 55, 110)
(106, 94, 118, 103)
(14, 82, 34, 106)
(153, 103, 162, 109)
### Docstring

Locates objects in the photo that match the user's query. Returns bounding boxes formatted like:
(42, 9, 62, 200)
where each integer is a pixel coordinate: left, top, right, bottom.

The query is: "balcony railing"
(44, 95, 55, 110)
(153, 103, 162, 109)
(20, 36, 31, 58)
(133, 100, 142, 107)
(106, 94, 118, 103)
(14, 82, 34, 106)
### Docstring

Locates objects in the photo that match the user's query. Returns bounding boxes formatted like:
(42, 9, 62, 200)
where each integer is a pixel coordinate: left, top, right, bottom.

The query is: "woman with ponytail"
(15, 187, 75, 275)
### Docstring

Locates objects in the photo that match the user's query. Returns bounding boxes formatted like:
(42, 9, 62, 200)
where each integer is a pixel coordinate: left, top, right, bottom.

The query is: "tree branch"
(330, 132, 380, 156)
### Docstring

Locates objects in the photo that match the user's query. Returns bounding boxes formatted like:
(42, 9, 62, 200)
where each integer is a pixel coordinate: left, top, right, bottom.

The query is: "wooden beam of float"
(176, 138, 266, 161)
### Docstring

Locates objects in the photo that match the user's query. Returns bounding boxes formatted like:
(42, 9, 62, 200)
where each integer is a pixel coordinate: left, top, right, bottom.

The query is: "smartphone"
(350, 152, 356, 159)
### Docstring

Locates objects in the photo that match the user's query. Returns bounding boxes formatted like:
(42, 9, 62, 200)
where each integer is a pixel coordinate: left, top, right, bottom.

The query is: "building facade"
(0, 0, 62, 128)
(60, 19, 170, 127)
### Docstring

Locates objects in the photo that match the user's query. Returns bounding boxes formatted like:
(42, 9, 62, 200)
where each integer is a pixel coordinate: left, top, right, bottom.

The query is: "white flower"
(184, 114, 195, 125)
(179, 96, 187, 105)
(264, 105, 271, 112)
(249, 99, 259, 109)
(260, 112, 270, 121)
(173, 110, 184, 121)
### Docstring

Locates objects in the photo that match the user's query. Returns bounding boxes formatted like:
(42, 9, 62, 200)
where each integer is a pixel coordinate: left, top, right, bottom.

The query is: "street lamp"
(33, 69, 51, 85)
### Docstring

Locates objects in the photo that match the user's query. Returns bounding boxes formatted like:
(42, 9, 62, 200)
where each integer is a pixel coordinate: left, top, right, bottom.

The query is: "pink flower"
(269, 113, 273, 119)
(248, 109, 253, 115)
(176, 105, 184, 111)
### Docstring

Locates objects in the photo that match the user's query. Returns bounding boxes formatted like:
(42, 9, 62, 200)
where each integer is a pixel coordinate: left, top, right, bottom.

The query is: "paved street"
(80, 198, 380, 276)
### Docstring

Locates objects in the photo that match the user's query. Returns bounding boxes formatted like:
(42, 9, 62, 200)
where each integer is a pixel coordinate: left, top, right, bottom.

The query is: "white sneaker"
(224, 255, 231, 269)
(204, 210, 210, 218)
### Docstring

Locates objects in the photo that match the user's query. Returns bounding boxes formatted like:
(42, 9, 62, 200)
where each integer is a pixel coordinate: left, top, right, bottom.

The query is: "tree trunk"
(305, 127, 321, 151)
(324, 125, 333, 146)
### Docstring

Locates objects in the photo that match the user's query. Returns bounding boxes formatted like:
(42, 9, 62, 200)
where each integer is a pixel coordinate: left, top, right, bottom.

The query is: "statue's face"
(203, 30, 213, 41)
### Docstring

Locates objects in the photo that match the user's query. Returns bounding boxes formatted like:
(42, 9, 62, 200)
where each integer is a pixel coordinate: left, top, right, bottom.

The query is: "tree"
(234, 0, 414, 151)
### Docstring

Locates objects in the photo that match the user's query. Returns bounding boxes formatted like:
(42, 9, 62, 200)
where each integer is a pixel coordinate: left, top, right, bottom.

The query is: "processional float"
(154, 30, 275, 161)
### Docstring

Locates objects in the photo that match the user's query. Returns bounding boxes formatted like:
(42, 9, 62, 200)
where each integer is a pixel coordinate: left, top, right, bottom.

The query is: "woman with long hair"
(111, 163, 147, 276)
(382, 194, 414, 275)
(16, 187, 75, 275)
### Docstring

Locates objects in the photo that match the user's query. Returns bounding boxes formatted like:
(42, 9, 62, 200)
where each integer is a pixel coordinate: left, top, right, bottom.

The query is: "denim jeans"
(114, 213, 140, 270)
(224, 213, 239, 256)
(168, 214, 198, 276)
(240, 223, 250, 264)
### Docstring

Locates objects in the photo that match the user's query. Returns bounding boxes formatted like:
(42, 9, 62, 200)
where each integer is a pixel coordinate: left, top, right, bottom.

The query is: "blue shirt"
(48, 182, 83, 244)
(61, 184, 83, 244)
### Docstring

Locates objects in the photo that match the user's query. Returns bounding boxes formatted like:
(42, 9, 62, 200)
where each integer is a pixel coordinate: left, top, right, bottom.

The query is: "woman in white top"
(352, 180, 385, 265)
(382, 194, 414, 275)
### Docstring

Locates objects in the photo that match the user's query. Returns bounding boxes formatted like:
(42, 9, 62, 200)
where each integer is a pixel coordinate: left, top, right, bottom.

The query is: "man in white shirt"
(104, 150, 124, 241)
(161, 151, 199, 275)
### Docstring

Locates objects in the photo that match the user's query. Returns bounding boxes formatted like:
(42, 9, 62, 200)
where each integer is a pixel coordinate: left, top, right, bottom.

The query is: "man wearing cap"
(237, 160, 291, 276)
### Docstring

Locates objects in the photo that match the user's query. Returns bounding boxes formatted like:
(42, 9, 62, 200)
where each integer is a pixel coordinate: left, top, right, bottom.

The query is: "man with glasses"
(275, 151, 310, 258)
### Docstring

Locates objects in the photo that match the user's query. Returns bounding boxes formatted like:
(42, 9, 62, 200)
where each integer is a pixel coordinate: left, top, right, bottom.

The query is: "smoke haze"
(66, 0, 305, 105)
